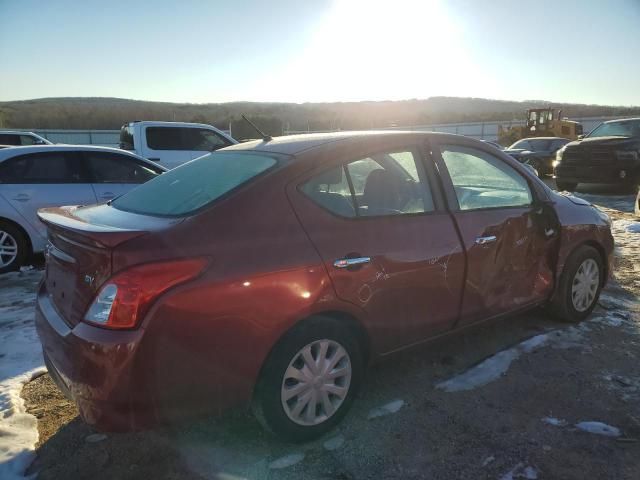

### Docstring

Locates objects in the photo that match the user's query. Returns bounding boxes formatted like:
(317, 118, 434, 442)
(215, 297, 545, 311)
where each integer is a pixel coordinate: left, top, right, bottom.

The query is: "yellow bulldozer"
(498, 108, 583, 146)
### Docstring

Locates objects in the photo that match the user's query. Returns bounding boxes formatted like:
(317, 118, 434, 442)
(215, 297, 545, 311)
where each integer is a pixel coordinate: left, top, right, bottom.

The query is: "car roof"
(223, 130, 449, 156)
(0, 144, 162, 165)
(0, 130, 38, 135)
(514, 137, 568, 141)
(603, 117, 640, 124)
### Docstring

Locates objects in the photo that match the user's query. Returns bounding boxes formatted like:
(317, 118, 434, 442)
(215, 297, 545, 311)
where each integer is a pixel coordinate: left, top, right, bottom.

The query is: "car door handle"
(475, 235, 497, 245)
(148, 158, 161, 162)
(12, 194, 30, 202)
(100, 192, 115, 199)
(333, 257, 371, 269)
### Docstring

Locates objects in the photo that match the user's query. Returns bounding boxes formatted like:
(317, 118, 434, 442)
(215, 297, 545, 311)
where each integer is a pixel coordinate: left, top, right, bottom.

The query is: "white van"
(119, 121, 237, 169)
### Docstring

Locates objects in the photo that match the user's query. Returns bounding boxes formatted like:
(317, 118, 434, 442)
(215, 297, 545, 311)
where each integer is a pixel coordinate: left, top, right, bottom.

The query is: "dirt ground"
(19, 182, 640, 480)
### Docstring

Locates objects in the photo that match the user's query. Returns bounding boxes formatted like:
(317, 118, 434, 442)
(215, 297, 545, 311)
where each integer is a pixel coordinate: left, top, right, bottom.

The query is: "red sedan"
(35, 132, 613, 441)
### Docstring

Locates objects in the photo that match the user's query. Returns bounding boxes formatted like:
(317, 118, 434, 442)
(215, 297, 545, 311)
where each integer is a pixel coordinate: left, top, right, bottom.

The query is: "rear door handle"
(100, 192, 115, 200)
(333, 257, 371, 269)
(475, 235, 497, 245)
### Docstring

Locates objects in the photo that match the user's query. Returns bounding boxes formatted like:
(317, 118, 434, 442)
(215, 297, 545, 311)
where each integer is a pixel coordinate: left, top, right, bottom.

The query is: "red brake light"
(83, 258, 208, 329)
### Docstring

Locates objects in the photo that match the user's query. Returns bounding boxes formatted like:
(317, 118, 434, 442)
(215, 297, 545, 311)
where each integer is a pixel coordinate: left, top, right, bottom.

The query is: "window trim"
(432, 140, 539, 213)
(297, 146, 442, 221)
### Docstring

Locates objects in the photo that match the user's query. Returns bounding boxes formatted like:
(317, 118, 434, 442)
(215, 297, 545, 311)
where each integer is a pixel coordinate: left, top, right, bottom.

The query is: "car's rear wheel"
(556, 181, 578, 192)
(253, 317, 363, 441)
(0, 221, 28, 274)
(548, 245, 603, 322)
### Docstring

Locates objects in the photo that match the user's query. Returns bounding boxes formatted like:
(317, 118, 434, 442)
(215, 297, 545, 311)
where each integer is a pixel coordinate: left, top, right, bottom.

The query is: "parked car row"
(33, 131, 613, 440)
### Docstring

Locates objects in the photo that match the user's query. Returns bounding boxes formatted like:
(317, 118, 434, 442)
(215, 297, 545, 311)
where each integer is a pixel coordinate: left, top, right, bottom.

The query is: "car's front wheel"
(548, 245, 603, 322)
(253, 317, 363, 441)
(0, 221, 28, 274)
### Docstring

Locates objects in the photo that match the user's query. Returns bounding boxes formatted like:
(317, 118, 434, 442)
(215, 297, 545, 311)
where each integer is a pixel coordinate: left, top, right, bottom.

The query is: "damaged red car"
(35, 132, 614, 440)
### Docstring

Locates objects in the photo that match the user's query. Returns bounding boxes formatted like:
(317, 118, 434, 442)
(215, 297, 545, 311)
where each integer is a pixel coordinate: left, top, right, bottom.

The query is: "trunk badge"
(84, 275, 95, 287)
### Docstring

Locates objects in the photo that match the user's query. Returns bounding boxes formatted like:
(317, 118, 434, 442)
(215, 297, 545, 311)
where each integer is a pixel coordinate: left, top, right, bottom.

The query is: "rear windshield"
(111, 151, 277, 216)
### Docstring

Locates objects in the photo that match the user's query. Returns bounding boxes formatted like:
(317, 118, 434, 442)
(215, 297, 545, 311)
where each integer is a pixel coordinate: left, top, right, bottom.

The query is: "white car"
(0, 130, 52, 146)
(0, 145, 165, 273)
(119, 121, 237, 169)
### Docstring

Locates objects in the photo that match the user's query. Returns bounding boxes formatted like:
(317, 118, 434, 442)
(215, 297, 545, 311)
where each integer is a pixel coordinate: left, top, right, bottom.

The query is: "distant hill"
(1, 96, 638, 139)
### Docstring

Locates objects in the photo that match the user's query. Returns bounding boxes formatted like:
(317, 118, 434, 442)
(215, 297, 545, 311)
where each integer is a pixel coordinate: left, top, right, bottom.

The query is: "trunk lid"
(38, 204, 181, 327)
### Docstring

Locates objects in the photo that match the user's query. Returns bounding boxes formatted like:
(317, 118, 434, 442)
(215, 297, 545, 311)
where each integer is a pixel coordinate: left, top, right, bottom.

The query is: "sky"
(0, 0, 639, 105)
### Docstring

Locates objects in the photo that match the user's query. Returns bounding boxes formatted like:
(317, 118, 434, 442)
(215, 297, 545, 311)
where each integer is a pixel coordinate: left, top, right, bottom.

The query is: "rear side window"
(301, 150, 434, 218)
(145, 127, 230, 151)
(85, 152, 161, 184)
(0, 134, 21, 145)
(112, 151, 277, 216)
(0, 152, 82, 184)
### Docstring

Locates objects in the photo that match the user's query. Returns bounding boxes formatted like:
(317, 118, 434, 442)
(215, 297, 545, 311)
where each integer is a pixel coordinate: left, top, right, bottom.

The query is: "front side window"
(112, 151, 277, 216)
(0, 152, 82, 184)
(301, 150, 434, 218)
(440, 145, 532, 211)
(182, 128, 230, 151)
(85, 152, 161, 184)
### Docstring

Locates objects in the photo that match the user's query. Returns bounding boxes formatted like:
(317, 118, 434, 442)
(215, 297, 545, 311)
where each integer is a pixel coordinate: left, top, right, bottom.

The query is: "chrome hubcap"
(0, 230, 18, 268)
(571, 258, 599, 312)
(281, 339, 351, 426)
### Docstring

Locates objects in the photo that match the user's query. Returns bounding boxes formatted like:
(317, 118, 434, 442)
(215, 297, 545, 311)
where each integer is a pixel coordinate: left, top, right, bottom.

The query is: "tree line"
(1, 96, 638, 140)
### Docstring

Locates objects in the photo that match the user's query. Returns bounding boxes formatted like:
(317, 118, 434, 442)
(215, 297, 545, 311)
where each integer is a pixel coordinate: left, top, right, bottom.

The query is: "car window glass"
(0, 152, 81, 184)
(0, 134, 21, 146)
(440, 144, 532, 210)
(112, 151, 277, 217)
(301, 150, 434, 217)
(20, 135, 38, 146)
(300, 166, 356, 218)
(146, 127, 185, 150)
(86, 152, 160, 184)
(183, 128, 229, 151)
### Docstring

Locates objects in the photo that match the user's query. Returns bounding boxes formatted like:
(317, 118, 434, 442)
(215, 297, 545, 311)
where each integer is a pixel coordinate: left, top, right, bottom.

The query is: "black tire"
(548, 245, 604, 323)
(252, 316, 364, 442)
(556, 181, 578, 192)
(0, 221, 28, 274)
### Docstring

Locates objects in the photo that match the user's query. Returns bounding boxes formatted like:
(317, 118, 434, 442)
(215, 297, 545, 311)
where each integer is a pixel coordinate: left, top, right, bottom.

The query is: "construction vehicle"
(498, 108, 583, 146)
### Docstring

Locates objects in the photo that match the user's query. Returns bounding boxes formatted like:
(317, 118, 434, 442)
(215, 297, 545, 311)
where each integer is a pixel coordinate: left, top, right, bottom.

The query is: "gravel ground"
(16, 182, 640, 480)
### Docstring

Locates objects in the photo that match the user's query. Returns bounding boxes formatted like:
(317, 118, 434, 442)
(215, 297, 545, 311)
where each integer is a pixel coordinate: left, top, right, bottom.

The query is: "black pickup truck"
(554, 118, 640, 191)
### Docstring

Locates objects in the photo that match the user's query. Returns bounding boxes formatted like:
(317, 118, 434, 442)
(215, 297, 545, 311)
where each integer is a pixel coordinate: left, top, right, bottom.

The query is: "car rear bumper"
(35, 281, 154, 431)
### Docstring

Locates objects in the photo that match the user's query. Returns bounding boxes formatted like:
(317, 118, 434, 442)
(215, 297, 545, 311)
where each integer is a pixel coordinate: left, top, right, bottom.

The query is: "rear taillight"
(83, 258, 208, 329)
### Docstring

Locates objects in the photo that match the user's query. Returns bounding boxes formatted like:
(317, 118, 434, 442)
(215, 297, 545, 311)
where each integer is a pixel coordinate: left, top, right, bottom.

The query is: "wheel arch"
(0, 216, 34, 259)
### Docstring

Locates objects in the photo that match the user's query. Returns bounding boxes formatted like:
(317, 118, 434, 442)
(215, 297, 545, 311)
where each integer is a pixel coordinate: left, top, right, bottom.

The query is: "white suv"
(119, 121, 237, 169)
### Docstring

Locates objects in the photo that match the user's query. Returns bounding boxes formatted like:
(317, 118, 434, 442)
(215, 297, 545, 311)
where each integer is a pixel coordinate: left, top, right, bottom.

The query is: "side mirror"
(577, 134, 585, 140)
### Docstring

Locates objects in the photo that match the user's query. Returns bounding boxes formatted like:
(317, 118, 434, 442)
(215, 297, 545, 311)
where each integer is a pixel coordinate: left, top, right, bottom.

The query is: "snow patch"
(323, 434, 345, 451)
(368, 399, 405, 419)
(500, 462, 538, 480)
(542, 416, 567, 427)
(0, 270, 46, 480)
(436, 334, 549, 392)
(269, 453, 305, 469)
(576, 421, 621, 437)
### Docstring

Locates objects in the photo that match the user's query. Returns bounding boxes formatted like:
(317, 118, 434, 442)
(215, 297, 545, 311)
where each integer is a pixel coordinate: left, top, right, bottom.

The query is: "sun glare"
(262, 0, 488, 102)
